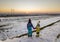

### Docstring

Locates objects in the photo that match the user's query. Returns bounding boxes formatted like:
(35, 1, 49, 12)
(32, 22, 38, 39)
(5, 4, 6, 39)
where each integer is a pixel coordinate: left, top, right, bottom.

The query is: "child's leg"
(36, 32, 39, 37)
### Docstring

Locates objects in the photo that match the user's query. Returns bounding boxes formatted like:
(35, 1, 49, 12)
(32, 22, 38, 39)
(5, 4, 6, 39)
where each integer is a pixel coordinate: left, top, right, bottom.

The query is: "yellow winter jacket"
(36, 24, 40, 32)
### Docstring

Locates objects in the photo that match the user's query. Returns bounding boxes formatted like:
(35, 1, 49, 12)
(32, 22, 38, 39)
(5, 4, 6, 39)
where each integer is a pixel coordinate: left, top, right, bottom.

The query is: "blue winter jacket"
(27, 23, 34, 29)
(27, 23, 34, 35)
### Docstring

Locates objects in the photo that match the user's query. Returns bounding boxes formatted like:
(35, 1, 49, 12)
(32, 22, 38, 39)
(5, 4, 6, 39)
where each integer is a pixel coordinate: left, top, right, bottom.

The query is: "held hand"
(33, 28, 36, 29)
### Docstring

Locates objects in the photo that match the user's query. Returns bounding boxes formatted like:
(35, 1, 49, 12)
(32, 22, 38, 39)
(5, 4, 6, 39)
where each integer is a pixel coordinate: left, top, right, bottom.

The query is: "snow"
(4, 17, 60, 38)
(0, 16, 60, 42)
(13, 21, 60, 42)
(56, 38, 60, 42)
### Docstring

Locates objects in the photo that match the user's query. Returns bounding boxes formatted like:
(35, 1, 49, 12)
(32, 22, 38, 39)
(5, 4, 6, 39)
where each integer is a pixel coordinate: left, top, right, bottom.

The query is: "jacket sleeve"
(31, 23, 34, 29)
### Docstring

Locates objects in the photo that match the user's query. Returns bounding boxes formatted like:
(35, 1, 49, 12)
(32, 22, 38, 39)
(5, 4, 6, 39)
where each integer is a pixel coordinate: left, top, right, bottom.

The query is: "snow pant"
(36, 32, 39, 37)
(28, 30, 32, 37)
(36, 27, 40, 37)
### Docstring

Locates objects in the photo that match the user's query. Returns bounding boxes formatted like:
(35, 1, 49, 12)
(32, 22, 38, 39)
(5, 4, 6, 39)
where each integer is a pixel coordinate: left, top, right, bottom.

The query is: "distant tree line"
(0, 13, 60, 17)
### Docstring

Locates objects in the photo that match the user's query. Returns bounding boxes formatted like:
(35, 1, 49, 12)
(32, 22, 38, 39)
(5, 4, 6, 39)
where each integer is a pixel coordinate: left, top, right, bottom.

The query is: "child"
(27, 18, 34, 37)
(35, 21, 40, 37)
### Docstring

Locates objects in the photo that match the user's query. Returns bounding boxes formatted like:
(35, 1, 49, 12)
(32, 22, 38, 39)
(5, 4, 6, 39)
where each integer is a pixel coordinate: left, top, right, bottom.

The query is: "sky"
(0, 0, 60, 14)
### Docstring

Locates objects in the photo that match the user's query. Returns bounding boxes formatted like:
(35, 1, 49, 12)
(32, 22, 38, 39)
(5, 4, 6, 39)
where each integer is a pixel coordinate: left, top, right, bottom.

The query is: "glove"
(33, 28, 36, 29)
